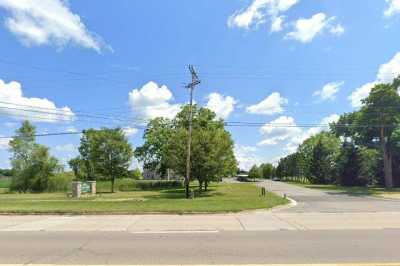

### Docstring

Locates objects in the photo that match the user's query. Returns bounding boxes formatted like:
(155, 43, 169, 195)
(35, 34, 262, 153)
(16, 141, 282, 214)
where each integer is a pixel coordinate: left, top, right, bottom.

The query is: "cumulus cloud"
(270, 15, 285, 32)
(258, 114, 339, 154)
(313, 81, 344, 101)
(0, 0, 109, 52)
(349, 52, 400, 108)
(0, 136, 10, 150)
(258, 116, 302, 146)
(206, 92, 236, 120)
(234, 144, 263, 171)
(286, 13, 344, 43)
(228, 0, 298, 32)
(129, 81, 181, 120)
(122, 127, 138, 137)
(0, 79, 75, 123)
(246, 92, 288, 115)
(385, 0, 400, 17)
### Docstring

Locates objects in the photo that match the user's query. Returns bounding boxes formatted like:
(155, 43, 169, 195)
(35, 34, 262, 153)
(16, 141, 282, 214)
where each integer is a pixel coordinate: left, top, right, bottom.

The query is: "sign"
(81, 182, 91, 193)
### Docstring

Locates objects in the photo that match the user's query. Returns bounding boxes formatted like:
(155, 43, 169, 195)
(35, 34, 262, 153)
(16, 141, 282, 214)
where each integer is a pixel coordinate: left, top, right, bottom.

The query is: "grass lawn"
(286, 181, 400, 198)
(0, 182, 288, 214)
(0, 177, 10, 194)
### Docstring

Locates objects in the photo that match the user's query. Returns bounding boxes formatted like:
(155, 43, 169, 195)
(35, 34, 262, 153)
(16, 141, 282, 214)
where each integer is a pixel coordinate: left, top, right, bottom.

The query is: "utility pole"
(184, 65, 201, 199)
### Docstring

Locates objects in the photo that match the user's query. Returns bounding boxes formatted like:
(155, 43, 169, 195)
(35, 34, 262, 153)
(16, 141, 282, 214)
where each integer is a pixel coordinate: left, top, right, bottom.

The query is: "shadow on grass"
(143, 186, 224, 200)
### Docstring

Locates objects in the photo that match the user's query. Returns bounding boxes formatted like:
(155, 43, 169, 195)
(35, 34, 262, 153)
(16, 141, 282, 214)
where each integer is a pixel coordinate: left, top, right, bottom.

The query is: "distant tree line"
(276, 77, 400, 188)
(247, 163, 276, 181)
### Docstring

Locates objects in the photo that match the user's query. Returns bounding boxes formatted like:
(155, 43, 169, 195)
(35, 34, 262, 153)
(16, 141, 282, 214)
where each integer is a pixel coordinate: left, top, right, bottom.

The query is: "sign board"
(81, 182, 91, 193)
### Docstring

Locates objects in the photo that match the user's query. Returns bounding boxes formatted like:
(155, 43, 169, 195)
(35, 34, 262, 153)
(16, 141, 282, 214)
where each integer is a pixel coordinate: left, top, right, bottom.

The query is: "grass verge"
(0, 182, 288, 214)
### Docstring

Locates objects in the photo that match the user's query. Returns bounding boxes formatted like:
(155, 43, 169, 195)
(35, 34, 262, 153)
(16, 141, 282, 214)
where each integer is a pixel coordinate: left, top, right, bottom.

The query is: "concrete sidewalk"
(2, 211, 400, 232)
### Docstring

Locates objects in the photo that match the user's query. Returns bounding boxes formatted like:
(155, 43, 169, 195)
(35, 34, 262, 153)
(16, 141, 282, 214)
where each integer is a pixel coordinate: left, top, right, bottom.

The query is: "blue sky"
(0, 0, 400, 170)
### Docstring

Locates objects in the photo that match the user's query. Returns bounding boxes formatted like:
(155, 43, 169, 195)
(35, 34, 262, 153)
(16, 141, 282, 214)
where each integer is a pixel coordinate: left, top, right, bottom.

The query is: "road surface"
(1, 180, 400, 265)
(260, 180, 400, 213)
(1, 230, 400, 265)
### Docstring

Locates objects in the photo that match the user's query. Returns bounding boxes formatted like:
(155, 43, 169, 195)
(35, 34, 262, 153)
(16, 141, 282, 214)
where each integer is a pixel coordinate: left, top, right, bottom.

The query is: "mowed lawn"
(0, 182, 288, 214)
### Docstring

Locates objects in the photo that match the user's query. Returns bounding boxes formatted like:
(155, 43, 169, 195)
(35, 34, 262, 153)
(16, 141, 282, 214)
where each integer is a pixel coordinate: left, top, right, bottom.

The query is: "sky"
(0, 0, 400, 170)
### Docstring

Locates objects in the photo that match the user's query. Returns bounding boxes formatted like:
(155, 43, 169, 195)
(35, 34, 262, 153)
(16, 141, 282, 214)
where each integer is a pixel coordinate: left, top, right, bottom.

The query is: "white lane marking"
(129, 230, 219, 234)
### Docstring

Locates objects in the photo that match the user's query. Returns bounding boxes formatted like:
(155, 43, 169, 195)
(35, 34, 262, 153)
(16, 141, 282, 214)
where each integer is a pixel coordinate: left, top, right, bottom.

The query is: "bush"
(47, 172, 74, 192)
(119, 179, 183, 191)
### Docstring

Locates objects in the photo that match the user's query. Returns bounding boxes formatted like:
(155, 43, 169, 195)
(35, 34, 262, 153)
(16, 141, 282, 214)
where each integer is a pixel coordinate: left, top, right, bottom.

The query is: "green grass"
(0, 177, 11, 188)
(0, 177, 11, 193)
(0, 182, 288, 214)
(286, 181, 400, 198)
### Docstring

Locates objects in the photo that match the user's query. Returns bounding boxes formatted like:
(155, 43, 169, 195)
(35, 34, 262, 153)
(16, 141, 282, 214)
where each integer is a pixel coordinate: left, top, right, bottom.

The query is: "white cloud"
(258, 114, 339, 155)
(329, 24, 345, 36)
(128, 81, 181, 120)
(271, 15, 284, 32)
(385, 0, 400, 17)
(349, 52, 400, 108)
(348, 82, 377, 108)
(377, 52, 400, 83)
(55, 143, 75, 152)
(246, 92, 288, 115)
(206, 92, 236, 120)
(0, 135, 10, 150)
(313, 81, 344, 101)
(122, 127, 138, 137)
(228, 0, 298, 31)
(286, 13, 343, 43)
(65, 126, 79, 133)
(258, 116, 302, 146)
(0, 79, 75, 123)
(234, 144, 263, 171)
(0, 0, 109, 52)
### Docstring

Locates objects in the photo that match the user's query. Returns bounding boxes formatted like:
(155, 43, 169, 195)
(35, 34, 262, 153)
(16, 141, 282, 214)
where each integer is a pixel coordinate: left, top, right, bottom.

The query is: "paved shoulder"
(260, 180, 400, 213)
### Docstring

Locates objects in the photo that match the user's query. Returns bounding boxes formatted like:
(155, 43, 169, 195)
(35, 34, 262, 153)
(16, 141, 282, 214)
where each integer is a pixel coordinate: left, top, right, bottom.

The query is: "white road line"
(129, 230, 219, 234)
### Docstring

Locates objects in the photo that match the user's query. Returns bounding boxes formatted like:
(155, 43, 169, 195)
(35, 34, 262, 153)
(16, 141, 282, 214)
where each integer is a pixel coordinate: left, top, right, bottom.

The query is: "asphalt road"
(1, 230, 400, 265)
(261, 180, 400, 213)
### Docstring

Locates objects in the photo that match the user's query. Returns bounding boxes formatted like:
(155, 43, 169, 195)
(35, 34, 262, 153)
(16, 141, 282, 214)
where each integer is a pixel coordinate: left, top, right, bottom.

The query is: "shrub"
(47, 172, 74, 192)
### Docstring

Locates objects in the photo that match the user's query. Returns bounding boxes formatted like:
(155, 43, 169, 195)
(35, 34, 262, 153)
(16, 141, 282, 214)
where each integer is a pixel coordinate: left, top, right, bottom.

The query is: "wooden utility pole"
(184, 65, 200, 199)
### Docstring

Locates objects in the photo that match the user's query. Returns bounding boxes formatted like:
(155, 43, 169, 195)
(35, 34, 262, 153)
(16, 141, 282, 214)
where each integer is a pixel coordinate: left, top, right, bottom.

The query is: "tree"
(309, 139, 331, 184)
(248, 165, 261, 181)
(298, 132, 341, 184)
(135, 118, 173, 178)
(332, 77, 400, 188)
(9, 121, 59, 192)
(137, 105, 237, 193)
(358, 82, 400, 188)
(68, 157, 87, 180)
(128, 168, 142, 180)
(260, 163, 275, 179)
(336, 142, 361, 186)
(76, 128, 134, 193)
(167, 105, 237, 191)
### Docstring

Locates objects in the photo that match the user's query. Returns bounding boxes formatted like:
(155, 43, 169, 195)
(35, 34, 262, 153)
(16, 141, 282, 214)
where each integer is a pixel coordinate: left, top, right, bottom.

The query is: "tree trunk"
(205, 181, 208, 191)
(381, 127, 394, 188)
(111, 177, 115, 193)
(199, 181, 203, 192)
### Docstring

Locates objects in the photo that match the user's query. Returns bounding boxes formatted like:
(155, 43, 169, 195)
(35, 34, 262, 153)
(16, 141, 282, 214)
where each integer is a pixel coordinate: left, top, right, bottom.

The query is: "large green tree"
(136, 105, 237, 193)
(332, 77, 400, 187)
(9, 121, 60, 192)
(74, 128, 134, 192)
(134, 118, 173, 178)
